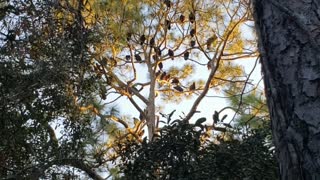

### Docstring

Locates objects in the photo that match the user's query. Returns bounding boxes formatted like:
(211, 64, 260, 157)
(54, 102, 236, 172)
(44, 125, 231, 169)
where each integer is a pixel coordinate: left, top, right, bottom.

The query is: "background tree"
(91, 0, 257, 141)
(252, 0, 320, 179)
(224, 78, 269, 130)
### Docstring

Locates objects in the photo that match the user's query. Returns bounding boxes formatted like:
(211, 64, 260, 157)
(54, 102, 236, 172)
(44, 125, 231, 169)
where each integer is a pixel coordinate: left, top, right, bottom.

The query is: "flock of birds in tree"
(124, 0, 217, 93)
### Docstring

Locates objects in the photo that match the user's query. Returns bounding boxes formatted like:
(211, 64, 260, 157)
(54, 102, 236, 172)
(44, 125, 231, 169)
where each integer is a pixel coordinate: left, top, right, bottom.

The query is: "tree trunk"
(252, 0, 320, 179)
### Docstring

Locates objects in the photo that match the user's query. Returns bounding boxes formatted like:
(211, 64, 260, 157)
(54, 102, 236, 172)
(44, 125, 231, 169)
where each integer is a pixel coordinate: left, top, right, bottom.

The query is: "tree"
(115, 86, 278, 179)
(252, 0, 320, 179)
(91, 0, 256, 141)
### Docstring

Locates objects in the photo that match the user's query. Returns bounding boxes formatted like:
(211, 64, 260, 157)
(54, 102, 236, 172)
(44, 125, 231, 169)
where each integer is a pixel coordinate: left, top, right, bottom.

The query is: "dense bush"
(117, 117, 278, 179)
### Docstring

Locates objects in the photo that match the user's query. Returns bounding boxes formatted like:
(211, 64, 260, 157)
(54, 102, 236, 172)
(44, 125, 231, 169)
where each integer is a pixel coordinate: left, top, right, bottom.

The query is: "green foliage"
(117, 116, 278, 179)
(225, 83, 269, 129)
(0, 0, 106, 178)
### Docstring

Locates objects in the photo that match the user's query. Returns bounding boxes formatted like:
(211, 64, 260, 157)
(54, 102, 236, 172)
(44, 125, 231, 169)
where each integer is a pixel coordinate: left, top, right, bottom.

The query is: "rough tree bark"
(252, 0, 320, 179)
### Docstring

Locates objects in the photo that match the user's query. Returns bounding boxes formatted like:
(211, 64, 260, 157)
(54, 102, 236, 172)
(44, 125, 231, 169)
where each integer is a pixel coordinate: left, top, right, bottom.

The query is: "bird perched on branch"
(191, 40, 196, 47)
(165, 19, 171, 30)
(135, 54, 142, 62)
(190, 28, 196, 37)
(184, 51, 189, 60)
(168, 49, 174, 60)
(164, 0, 171, 8)
(140, 35, 146, 45)
(171, 78, 179, 84)
(206, 35, 217, 49)
(152, 54, 159, 61)
(150, 37, 155, 47)
(189, 82, 196, 91)
(174, 85, 183, 92)
(160, 72, 167, 80)
(189, 12, 195, 23)
(158, 62, 163, 70)
(179, 14, 185, 23)
(155, 47, 162, 56)
(126, 32, 132, 41)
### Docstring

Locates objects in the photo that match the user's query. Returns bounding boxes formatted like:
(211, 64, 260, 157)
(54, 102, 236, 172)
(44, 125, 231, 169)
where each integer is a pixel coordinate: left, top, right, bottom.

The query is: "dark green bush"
(117, 118, 278, 180)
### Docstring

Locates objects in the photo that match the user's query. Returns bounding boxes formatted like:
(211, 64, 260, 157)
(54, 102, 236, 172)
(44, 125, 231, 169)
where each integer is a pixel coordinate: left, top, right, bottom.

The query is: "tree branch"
(56, 159, 104, 180)
(184, 9, 248, 122)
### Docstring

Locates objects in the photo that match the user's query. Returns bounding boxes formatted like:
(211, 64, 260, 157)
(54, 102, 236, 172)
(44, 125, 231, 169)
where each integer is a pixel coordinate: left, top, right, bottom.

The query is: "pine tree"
(253, 0, 320, 179)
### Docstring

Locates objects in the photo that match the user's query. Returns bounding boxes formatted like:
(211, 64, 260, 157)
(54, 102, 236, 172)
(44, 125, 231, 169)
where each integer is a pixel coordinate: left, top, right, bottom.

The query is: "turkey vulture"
(168, 49, 174, 60)
(179, 14, 185, 23)
(189, 12, 195, 23)
(174, 86, 183, 92)
(140, 35, 146, 45)
(184, 51, 189, 60)
(189, 82, 196, 91)
(135, 54, 142, 62)
(150, 37, 155, 47)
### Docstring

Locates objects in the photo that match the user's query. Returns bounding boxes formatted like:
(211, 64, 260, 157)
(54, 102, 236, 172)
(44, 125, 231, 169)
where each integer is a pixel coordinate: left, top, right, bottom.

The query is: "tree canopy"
(0, 0, 276, 179)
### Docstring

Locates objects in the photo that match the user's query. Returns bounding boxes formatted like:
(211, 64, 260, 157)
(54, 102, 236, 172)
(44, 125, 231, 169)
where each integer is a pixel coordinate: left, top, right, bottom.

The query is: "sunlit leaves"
(225, 25, 245, 53)
(90, 0, 252, 108)
(210, 61, 244, 91)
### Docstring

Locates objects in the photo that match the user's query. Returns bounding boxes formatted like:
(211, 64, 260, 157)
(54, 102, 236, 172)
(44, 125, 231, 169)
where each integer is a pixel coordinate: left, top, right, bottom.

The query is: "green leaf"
(213, 111, 219, 124)
(195, 117, 206, 126)
(223, 123, 233, 128)
(169, 119, 179, 125)
(221, 114, 228, 122)
(167, 110, 176, 124)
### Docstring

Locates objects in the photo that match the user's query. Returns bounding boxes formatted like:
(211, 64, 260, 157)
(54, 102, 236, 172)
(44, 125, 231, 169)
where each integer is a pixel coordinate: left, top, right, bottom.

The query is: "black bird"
(125, 55, 131, 61)
(158, 62, 163, 70)
(155, 70, 161, 78)
(206, 35, 217, 49)
(172, 78, 179, 84)
(135, 54, 142, 62)
(155, 47, 162, 56)
(189, 82, 196, 91)
(164, 0, 171, 8)
(168, 49, 174, 60)
(152, 54, 159, 61)
(184, 51, 189, 60)
(150, 37, 155, 47)
(207, 61, 212, 70)
(126, 32, 132, 41)
(164, 74, 170, 81)
(165, 19, 171, 30)
(190, 29, 196, 37)
(140, 35, 146, 45)
(160, 72, 167, 80)
(189, 12, 195, 23)
(174, 85, 183, 92)
(179, 14, 185, 23)
(190, 40, 196, 47)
